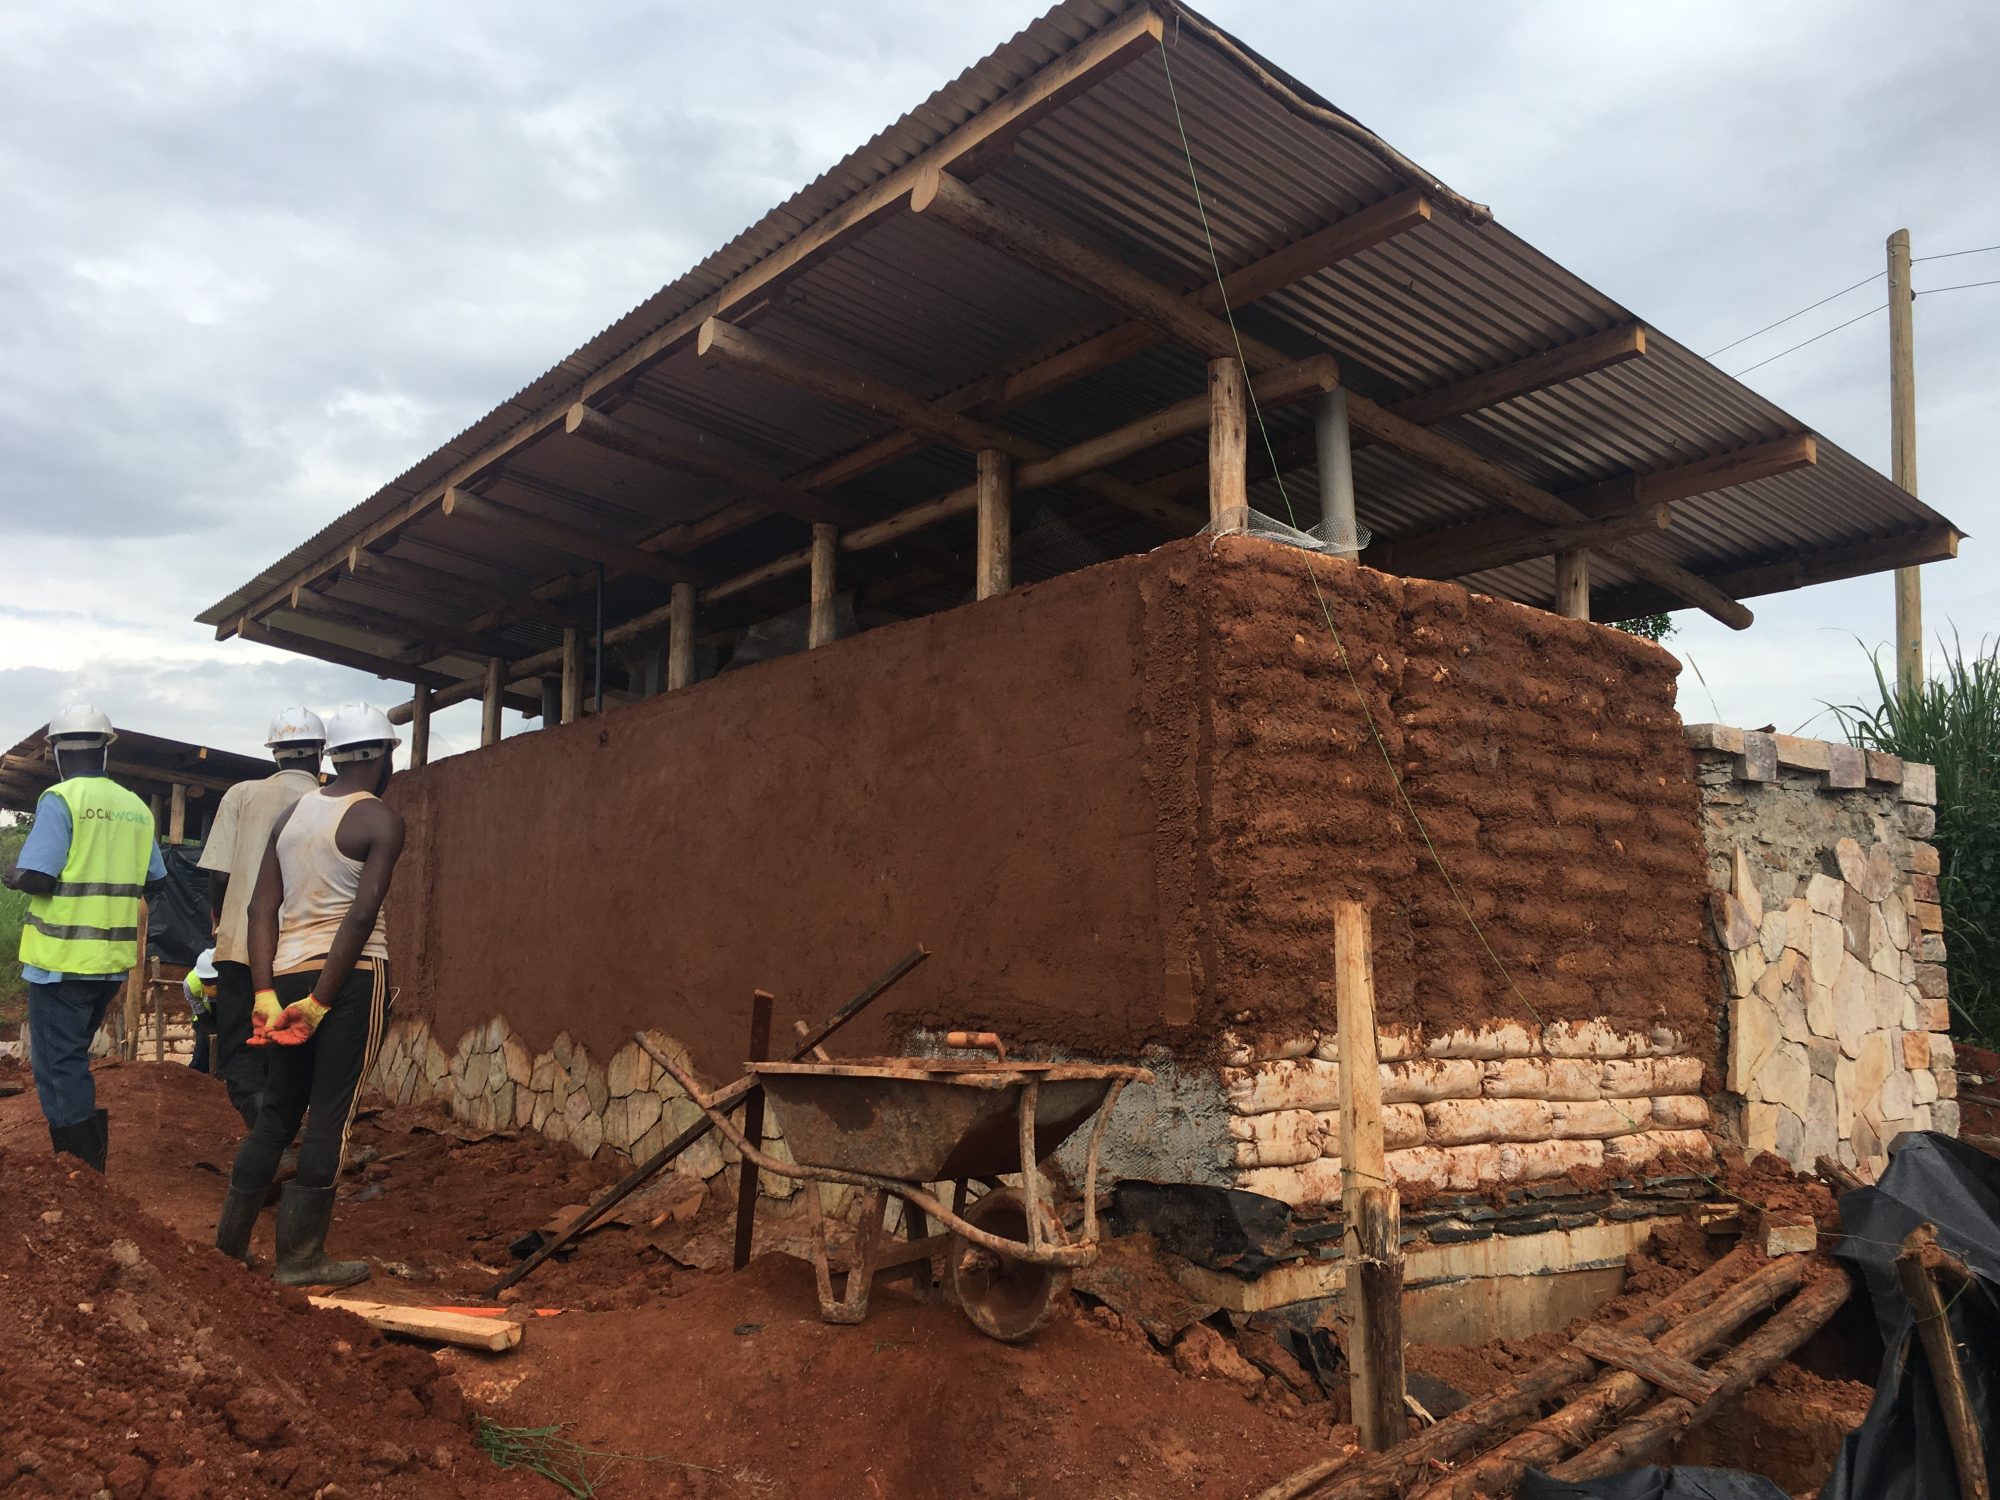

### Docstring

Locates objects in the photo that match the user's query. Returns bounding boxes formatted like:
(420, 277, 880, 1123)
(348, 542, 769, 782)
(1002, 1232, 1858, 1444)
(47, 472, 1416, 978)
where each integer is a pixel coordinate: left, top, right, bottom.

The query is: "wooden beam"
(480, 658, 504, 747)
(976, 451, 1012, 600)
(1555, 549, 1590, 620)
(1593, 524, 1961, 623)
(1208, 357, 1249, 532)
(286, 587, 521, 666)
(1371, 502, 1671, 582)
(809, 524, 838, 648)
(442, 487, 700, 587)
(1388, 324, 1647, 427)
(239, 617, 480, 695)
(167, 783, 187, 845)
(409, 687, 432, 768)
(808, 189, 1430, 492)
(561, 404, 854, 528)
(217, 8, 1164, 636)
(308, 1297, 523, 1353)
(560, 628, 583, 724)
(1566, 434, 1821, 515)
(347, 547, 582, 631)
(667, 582, 696, 691)
(915, 169, 1753, 628)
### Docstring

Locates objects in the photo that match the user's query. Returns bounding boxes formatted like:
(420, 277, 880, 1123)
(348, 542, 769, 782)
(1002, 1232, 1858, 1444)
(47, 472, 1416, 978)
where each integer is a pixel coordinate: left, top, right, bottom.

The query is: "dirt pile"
(0, 1148, 539, 1499)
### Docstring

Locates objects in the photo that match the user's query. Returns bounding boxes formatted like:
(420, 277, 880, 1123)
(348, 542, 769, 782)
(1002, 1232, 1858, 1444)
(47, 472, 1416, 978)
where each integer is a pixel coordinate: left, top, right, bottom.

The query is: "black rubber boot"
(88, 1109, 108, 1173)
(49, 1117, 96, 1169)
(272, 1185, 369, 1289)
(215, 1186, 264, 1267)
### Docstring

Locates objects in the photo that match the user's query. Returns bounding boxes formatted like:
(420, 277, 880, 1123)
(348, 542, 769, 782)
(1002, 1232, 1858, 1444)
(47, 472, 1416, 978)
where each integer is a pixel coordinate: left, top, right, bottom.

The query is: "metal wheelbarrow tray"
(650, 1049, 1152, 1341)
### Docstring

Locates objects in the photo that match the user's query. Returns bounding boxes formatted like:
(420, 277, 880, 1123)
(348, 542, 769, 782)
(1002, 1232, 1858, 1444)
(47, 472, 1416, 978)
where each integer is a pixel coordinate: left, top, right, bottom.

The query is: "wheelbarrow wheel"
(946, 1186, 1070, 1343)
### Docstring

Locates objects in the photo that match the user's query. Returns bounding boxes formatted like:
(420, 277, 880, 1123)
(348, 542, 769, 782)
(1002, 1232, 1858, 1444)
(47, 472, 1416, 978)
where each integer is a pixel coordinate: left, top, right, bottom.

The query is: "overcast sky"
(2, 0, 1994, 773)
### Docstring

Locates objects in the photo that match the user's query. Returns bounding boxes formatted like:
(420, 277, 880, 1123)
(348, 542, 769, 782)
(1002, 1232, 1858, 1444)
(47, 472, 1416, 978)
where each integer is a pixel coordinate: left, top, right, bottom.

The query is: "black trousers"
(211, 961, 269, 1128)
(229, 964, 390, 1194)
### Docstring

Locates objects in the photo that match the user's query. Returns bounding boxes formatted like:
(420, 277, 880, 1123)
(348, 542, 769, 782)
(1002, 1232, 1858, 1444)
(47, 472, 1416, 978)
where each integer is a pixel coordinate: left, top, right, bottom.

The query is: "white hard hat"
(322, 702, 402, 763)
(193, 947, 219, 980)
(47, 703, 116, 748)
(265, 707, 327, 749)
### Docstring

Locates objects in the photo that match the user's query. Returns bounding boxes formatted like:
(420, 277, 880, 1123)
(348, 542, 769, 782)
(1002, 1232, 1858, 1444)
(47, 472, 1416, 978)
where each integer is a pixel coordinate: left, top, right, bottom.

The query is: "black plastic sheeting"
(1818, 1132, 2000, 1500)
(1518, 1467, 1787, 1500)
(145, 847, 212, 968)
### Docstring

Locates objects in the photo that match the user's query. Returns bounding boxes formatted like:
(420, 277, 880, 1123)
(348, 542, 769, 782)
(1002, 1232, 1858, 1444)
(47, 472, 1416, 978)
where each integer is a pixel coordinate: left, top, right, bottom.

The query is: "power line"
(1730, 302, 1886, 377)
(1705, 269, 1879, 357)
(1915, 244, 2000, 263)
(1920, 278, 2000, 295)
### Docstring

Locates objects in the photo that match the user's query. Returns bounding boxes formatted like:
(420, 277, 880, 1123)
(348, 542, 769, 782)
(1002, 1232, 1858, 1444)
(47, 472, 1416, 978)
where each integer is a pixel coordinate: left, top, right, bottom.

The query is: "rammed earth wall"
(1687, 724, 1954, 1173)
(371, 536, 1720, 1208)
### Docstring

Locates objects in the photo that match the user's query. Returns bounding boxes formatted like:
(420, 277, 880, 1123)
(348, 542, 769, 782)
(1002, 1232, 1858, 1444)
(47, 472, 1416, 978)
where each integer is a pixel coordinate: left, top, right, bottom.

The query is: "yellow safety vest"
(19, 777, 155, 976)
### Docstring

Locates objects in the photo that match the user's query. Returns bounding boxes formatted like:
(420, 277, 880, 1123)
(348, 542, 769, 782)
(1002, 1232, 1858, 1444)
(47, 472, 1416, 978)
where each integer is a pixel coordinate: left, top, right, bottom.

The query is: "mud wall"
(384, 535, 1714, 1093)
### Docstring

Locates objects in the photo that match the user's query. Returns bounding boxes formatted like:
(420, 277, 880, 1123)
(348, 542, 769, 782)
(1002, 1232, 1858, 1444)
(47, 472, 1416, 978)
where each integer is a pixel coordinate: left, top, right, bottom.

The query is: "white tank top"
(274, 790, 389, 974)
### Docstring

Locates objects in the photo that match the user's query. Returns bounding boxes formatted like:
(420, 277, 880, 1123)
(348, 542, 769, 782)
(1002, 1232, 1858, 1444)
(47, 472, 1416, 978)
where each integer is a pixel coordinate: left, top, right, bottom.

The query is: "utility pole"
(1887, 228, 1922, 698)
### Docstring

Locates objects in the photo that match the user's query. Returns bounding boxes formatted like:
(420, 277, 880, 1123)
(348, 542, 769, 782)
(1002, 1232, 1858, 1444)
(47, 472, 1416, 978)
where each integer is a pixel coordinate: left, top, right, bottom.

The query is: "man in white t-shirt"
(196, 708, 325, 1126)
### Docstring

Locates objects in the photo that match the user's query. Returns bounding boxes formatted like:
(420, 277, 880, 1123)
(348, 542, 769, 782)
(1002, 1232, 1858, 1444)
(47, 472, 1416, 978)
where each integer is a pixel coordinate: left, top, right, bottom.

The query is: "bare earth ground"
(0, 1058, 1877, 1499)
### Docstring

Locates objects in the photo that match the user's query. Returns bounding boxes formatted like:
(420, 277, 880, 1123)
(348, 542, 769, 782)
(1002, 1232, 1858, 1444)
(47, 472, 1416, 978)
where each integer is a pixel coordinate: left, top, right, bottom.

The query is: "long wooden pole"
(1888, 228, 1923, 698)
(1895, 1225, 1989, 1500)
(666, 582, 696, 690)
(1209, 357, 1249, 533)
(167, 782, 187, 845)
(732, 990, 774, 1272)
(480, 657, 504, 747)
(409, 686, 432, 768)
(560, 627, 583, 724)
(1334, 901, 1401, 1450)
(808, 524, 838, 649)
(976, 450, 1012, 600)
(1555, 549, 1590, 620)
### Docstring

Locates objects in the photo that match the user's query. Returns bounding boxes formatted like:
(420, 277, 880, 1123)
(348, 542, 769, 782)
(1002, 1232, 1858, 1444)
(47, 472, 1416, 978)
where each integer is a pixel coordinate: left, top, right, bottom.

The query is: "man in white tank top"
(213, 704, 406, 1288)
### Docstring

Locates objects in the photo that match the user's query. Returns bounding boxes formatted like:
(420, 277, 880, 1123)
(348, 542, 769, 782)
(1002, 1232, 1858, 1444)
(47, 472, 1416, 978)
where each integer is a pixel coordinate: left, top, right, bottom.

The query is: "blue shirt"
(17, 777, 168, 984)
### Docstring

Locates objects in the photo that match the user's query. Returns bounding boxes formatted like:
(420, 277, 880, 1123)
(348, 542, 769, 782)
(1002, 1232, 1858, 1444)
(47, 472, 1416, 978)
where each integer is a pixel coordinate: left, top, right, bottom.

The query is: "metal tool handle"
(945, 1030, 1007, 1061)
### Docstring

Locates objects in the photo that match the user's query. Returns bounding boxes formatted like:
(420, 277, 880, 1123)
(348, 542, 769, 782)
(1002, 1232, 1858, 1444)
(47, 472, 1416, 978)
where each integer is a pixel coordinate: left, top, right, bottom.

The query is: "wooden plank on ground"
(310, 1296, 524, 1352)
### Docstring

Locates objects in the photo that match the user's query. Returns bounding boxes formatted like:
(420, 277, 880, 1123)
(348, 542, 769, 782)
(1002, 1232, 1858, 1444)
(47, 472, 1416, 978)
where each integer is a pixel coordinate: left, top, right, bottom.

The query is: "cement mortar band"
(1682, 722, 1938, 805)
(1235, 1129, 1714, 1205)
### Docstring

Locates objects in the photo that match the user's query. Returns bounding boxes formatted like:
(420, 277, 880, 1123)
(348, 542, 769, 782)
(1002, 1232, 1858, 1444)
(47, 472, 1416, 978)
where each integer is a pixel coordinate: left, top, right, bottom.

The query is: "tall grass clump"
(1833, 632, 2000, 1045)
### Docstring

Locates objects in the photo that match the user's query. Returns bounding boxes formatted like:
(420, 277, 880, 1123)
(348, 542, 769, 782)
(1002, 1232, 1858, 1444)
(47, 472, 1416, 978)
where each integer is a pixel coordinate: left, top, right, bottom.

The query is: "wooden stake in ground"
(1895, 1224, 1990, 1500)
(1334, 901, 1404, 1451)
(732, 990, 775, 1272)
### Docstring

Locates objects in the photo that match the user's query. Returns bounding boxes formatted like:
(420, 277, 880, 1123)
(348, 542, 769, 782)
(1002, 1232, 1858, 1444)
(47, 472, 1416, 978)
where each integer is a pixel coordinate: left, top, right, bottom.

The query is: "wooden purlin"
(218, 7, 1171, 640)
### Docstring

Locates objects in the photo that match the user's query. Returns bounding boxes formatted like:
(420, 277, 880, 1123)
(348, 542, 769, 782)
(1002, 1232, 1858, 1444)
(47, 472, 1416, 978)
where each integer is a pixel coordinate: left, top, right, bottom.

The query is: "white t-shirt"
(196, 767, 320, 966)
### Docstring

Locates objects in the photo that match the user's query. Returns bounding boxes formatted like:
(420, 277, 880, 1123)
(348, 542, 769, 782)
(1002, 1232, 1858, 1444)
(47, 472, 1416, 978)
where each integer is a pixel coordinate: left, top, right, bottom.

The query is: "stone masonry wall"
(1687, 724, 1954, 1174)
(1218, 1019, 1710, 1206)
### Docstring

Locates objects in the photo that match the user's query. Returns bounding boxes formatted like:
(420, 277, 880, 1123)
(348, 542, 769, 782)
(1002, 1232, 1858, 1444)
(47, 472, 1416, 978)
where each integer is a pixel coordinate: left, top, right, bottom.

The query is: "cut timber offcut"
(310, 1297, 524, 1352)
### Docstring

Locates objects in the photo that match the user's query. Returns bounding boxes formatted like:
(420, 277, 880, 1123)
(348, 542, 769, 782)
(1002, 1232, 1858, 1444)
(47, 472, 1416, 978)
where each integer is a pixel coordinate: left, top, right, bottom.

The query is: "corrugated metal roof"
(200, 0, 1957, 667)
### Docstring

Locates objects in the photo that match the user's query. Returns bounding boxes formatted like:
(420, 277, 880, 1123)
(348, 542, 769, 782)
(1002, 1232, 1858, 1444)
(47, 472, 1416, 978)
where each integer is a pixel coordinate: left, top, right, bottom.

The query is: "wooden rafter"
(215, 8, 1166, 638)
(1374, 502, 1672, 581)
(286, 586, 523, 666)
(238, 617, 538, 712)
(441, 488, 702, 587)
(1387, 325, 1647, 427)
(347, 547, 586, 631)
(1593, 524, 1960, 623)
(910, 167, 1755, 629)
(561, 405, 855, 527)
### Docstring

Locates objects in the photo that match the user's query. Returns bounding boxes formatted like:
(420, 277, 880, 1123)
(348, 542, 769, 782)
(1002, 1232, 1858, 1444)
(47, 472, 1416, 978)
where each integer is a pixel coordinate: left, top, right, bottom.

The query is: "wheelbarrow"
(646, 1037, 1151, 1342)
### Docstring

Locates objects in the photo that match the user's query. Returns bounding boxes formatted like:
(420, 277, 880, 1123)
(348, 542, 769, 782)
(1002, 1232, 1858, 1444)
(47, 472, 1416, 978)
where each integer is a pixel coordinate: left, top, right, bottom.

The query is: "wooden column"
(120, 898, 149, 1061)
(1208, 356, 1249, 533)
(1335, 900, 1404, 1451)
(166, 783, 186, 845)
(560, 627, 583, 724)
(480, 657, 504, 747)
(975, 449, 1013, 600)
(1555, 549, 1591, 620)
(732, 990, 775, 1272)
(148, 792, 164, 829)
(1888, 228, 1923, 697)
(808, 523, 838, 649)
(667, 582, 696, 690)
(409, 686, 432, 768)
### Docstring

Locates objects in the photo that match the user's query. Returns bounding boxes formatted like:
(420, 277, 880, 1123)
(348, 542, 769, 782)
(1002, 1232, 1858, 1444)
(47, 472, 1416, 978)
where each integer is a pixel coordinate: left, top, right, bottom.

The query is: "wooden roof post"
(667, 582, 696, 690)
(480, 658, 504, 747)
(409, 686, 432, 769)
(809, 524, 838, 648)
(1209, 356, 1249, 534)
(167, 782, 186, 845)
(1888, 228, 1922, 697)
(976, 449, 1013, 600)
(560, 627, 583, 724)
(1555, 550, 1591, 620)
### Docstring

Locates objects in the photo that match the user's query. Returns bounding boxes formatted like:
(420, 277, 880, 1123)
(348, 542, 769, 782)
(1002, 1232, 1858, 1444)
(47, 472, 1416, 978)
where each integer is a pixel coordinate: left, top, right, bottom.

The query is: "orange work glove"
(265, 996, 329, 1046)
(246, 989, 286, 1047)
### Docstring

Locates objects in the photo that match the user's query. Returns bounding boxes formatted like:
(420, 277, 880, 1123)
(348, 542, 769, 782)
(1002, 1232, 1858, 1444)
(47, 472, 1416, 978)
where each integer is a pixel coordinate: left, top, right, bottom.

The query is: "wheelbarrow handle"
(945, 1030, 1007, 1061)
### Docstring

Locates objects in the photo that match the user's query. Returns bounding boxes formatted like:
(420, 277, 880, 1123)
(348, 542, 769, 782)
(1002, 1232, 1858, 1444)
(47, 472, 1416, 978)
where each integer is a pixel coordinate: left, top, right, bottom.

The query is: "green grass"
(471, 1417, 713, 1497)
(0, 826, 27, 1028)
(1833, 631, 2000, 1045)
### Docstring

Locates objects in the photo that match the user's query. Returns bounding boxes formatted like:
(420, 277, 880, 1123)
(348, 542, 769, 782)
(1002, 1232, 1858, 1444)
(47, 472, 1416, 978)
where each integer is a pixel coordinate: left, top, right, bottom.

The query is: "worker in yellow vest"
(2, 705, 166, 1170)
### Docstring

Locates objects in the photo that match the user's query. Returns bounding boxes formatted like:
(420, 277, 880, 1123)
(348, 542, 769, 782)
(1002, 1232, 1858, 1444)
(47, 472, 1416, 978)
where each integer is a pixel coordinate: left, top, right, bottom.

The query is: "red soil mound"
(0, 1148, 538, 1499)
